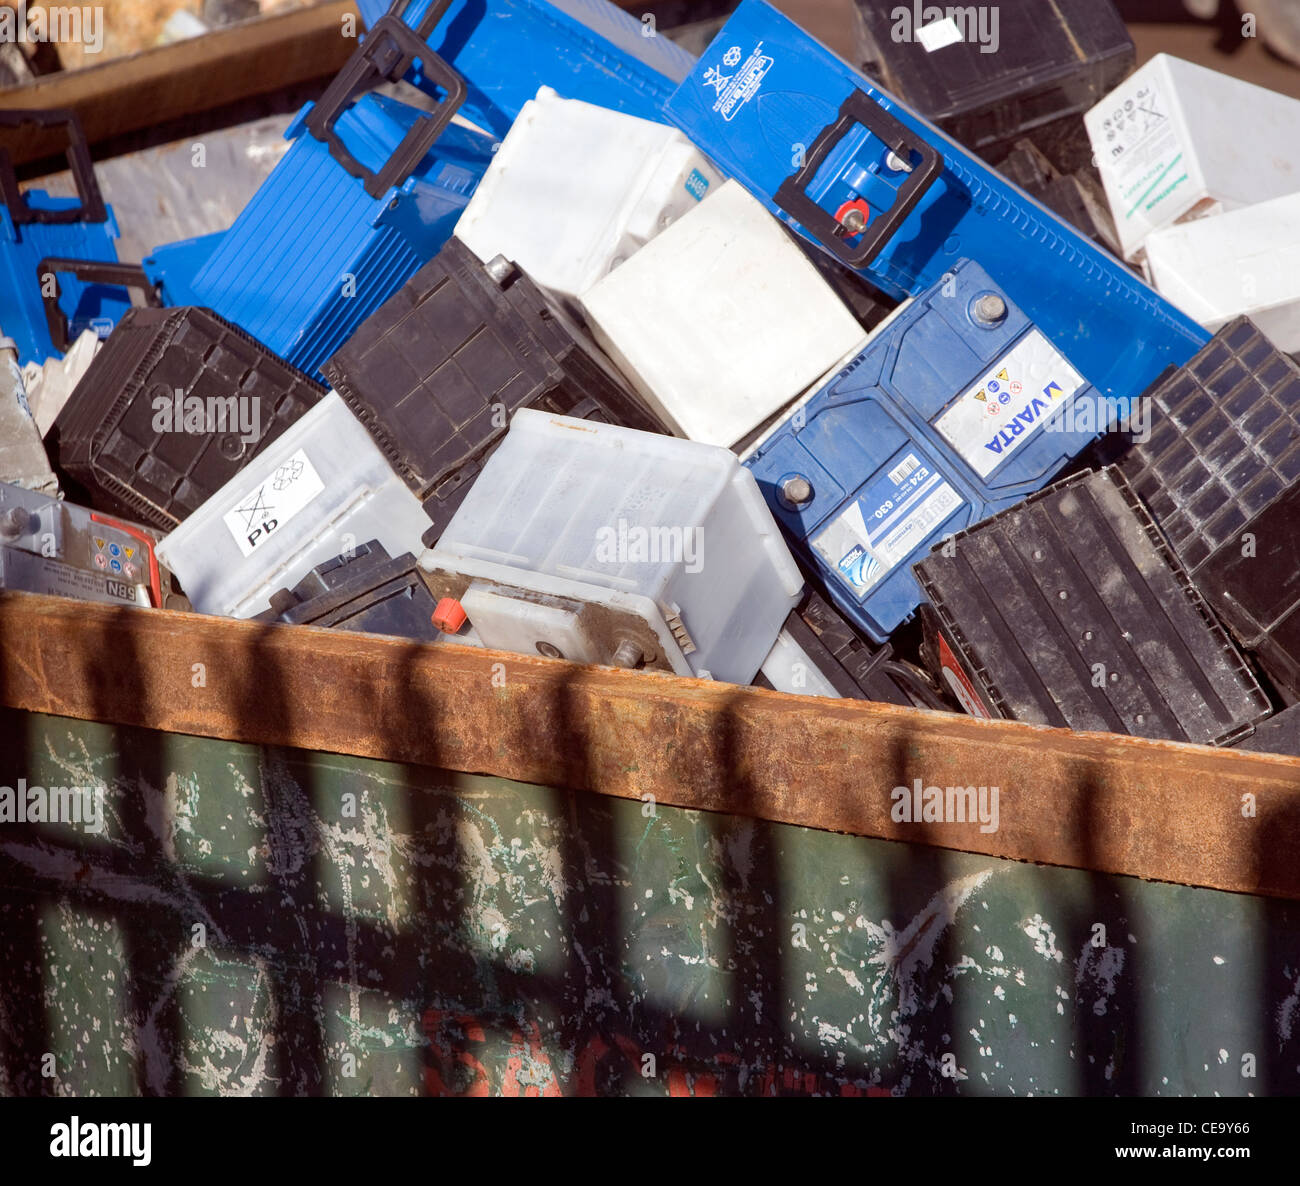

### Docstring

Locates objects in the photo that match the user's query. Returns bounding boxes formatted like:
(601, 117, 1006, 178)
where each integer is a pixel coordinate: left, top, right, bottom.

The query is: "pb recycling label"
(222, 449, 325, 558)
(933, 331, 1085, 479)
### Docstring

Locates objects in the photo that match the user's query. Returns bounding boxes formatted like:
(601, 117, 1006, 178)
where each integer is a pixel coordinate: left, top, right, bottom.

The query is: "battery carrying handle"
(774, 90, 942, 268)
(304, 9, 466, 200)
(37, 258, 162, 353)
(0, 109, 108, 226)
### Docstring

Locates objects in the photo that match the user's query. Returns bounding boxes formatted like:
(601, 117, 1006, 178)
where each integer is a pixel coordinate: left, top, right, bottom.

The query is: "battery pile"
(4, 0, 1300, 754)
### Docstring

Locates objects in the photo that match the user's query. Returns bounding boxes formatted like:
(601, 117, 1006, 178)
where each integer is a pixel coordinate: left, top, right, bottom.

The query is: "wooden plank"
(0, 2, 358, 165)
(1, 590, 1298, 900)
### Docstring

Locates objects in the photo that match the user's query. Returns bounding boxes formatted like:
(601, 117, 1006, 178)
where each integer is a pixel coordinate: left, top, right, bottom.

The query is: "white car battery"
(579, 179, 865, 448)
(1143, 189, 1300, 354)
(419, 409, 803, 686)
(156, 392, 433, 618)
(454, 86, 724, 319)
(1085, 54, 1300, 262)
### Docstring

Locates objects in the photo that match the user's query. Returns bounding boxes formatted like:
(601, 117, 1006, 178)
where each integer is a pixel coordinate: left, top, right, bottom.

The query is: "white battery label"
(917, 17, 962, 52)
(811, 455, 964, 598)
(222, 449, 325, 558)
(1094, 77, 1189, 226)
(933, 330, 1085, 479)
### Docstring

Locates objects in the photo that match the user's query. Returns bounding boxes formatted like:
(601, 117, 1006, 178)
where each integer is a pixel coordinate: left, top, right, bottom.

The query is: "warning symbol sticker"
(933, 330, 1085, 479)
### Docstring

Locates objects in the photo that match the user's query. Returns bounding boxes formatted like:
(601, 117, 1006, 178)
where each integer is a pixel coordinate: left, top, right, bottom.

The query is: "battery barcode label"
(889, 455, 921, 484)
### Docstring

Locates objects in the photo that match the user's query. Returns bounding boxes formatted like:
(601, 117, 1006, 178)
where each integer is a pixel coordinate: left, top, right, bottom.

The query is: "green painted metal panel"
(1, 706, 1297, 1096)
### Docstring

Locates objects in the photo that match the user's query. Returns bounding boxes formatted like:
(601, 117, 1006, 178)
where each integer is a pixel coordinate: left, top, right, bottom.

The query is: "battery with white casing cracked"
(912, 467, 1270, 747)
(323, 237, 665, 546)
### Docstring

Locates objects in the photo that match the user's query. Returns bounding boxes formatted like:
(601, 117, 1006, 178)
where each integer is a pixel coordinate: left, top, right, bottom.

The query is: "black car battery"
(852, 0, 1134, 172)
(322, 237, 665, 547)
(913, 466, 1270, 746)
(50, 305, 324, 530)
(1106, 317, 1300, 697)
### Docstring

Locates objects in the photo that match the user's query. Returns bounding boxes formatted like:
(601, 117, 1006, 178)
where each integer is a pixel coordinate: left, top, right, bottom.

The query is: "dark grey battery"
(996, 139, 1120, 256)
(853, 0, 1134, 171)
(1194, 482, 1300, 701)
(255, 539, 440, 641)
(322, 237, 665, 547)
(755, 589, 944, 709)
(912, 467, 1270, 746)
(1110, 318, 1300, 575)
(50, 305, 325, 530)
(1105, 318, 1300, 696)
(1234, 704, 1300, 758)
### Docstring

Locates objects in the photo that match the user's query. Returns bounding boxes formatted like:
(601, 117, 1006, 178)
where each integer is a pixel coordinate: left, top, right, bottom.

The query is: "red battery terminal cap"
(432, 598, 468, 634)
(835, 199, 871, 236)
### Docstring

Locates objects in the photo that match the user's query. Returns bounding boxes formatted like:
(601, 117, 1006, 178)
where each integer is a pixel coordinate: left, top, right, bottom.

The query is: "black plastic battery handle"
(37, 258, 162, 353)
(304, 9, 466, 200)
(0, 108, 108, 226)
(773, 90, 943, 269)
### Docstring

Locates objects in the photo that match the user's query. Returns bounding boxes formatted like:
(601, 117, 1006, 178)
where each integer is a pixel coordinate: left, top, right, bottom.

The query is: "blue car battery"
(189, 15, 494, 380)
(0, 110, 131, 364)
(663, 0, 1209, 405)
(141, 231, 223, 308)
(356, 0, 696, 137)
(743, 259, 1119, 644)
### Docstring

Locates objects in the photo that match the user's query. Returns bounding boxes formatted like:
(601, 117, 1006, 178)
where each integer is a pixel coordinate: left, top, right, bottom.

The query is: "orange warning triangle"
(124, 547, 135, 559)
(997, 369, 1009, 382)
(974, 391, 987, 402)
(93, 537, 106, 551)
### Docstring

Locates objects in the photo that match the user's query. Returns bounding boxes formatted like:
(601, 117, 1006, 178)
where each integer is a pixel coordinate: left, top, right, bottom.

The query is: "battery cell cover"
(744, 258, 1116, 643)
(913, 467, 1270, 746)
(256, 539, 442, 642)
(323, 237, 664, 544)
(52, 306, 325, 530)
